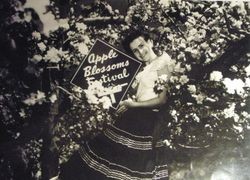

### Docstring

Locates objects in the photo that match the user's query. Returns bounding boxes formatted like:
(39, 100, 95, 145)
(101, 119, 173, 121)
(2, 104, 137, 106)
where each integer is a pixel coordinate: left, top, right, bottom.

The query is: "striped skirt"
(60, 108, 170, 180)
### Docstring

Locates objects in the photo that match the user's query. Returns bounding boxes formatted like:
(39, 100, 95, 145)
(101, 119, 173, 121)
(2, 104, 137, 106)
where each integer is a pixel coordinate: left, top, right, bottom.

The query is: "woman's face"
(129, 36, 154, 63)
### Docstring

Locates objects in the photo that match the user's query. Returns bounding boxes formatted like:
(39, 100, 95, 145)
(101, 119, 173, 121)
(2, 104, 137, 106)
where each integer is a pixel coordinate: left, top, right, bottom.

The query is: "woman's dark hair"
(24, 8, 44, 31)
(122, 30, 151, 56)
(24, 8, 40, 21)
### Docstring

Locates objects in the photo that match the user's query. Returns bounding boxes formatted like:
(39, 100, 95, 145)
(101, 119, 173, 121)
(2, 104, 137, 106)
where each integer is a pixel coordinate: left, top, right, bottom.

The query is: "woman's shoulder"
(152, 53, 175, 71)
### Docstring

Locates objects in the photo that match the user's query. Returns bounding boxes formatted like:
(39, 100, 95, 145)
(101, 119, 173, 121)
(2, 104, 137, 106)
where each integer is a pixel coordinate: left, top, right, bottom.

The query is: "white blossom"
(44, 47, 67, 63)
(35, 170, 42, 179)
(38, 42, 46, 52)
(110, 32, 119, 40)
(23, 96, 36, 106)
(233, 113, 240, 123)
(210, 71, 223, 82)
(179, 75, 189, 85)
(190, 49, 200, 59)
(49, 94, 57, 103)
(170, 76, 178, 83)
(75, 22, 87, 32)
(36, 91, 46, 104)
(245, 65, 250, 76)
(205, 124, 211, 128)
(174, 62, 185, 73)
(240, 102, 246, 107)
(84, 81, 108, 105)
(170, 109, 177, 116)
(192, 113, 200, 122)
(223, 78, 234, 94)
(32, 31, 41, 40)
(96, 114, 103, 122)
(189, 28, 198, 36)
(159, 0, 171, 7)
(223, 78, 245, 95)
(230, 65, 238, 72)
(223, 103, 236, 119)
(179, 42, 186, 49)
(67, 31, 75, 37)
(84, 90, 99, 104)
(23, 91, 46, 106)
(81, 35, 91, 44)
(242, 111, 250, 118)
(88, 80, 102, 88)
(245, 78, 250, 87)
(187, 85, 196, 94)
(19, 109, 26, 118)
(77, 42, 89, 55)
(159, 74, 168, 81)
(31, 55, 43, 64)
(185, 64, 191, 71)
(58, 18, 70, 29)
(193, 94, 205, 104)
(233, 124, 243, 133)
(99, 96, 112, 109)
(200, 42, 209, 50)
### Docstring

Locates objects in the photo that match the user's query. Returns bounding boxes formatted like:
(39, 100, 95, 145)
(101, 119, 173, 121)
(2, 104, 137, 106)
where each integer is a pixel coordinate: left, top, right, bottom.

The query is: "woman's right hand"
(117, 99, 135, 114)
(117, 104, 128, 114)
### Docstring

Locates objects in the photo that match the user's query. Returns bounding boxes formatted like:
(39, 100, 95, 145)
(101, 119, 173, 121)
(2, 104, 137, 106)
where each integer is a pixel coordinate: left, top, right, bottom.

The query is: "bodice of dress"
(135, 53, 173, 102)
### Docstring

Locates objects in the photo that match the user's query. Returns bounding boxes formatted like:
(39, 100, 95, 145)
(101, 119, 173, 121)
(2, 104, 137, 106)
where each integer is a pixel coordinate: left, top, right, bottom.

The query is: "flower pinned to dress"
(154, 74, 168, 94)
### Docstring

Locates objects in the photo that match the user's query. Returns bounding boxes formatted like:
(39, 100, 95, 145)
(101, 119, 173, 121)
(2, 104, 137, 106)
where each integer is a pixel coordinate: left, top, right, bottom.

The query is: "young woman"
(60, 30, 173, 180)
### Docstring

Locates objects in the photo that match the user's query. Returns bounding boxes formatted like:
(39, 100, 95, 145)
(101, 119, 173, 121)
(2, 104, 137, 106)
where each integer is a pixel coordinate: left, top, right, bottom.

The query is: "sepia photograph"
(0, 0, 250, 179)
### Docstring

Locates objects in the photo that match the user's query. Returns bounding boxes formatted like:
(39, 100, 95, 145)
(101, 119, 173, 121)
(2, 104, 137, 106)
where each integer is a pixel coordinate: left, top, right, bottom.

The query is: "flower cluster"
(21, 1, 126, 164)
(84, 80, 112, 109)
(156, 66, 250, 150)
(24, 139, 43, 179)
(54, 81, 116, 162)
(154, 74, 169, 94)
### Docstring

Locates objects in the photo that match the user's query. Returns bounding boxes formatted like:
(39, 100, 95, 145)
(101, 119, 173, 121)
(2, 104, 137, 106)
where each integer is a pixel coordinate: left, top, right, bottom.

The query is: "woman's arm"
(127, 88, 167, 108)
(117, 88, 167, 113)
(117, 57, 170, 113)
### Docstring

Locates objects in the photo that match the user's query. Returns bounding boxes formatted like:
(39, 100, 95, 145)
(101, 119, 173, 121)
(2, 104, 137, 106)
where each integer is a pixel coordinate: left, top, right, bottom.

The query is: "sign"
(71, 39, 142, 109)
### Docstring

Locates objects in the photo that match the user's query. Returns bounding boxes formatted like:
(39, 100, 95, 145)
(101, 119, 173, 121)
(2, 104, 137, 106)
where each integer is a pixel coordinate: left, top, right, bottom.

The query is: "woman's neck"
(146, 53, 158, 65)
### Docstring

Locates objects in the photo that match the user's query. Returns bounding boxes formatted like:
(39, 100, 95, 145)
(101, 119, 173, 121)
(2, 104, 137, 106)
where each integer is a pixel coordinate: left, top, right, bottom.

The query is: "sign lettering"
(71, 39, 142, 109)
